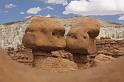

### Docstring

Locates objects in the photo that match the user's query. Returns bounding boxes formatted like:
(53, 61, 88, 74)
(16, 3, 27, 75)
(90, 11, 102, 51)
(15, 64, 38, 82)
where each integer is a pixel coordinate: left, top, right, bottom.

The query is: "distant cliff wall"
(0, 20, 30, 49)
(97, 27, 124, 40)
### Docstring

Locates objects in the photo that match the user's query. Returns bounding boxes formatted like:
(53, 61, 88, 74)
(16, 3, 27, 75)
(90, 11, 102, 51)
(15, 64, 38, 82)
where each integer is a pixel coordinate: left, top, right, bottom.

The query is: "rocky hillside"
(96, 19, 124, 40)
(0, 20, 31, 49)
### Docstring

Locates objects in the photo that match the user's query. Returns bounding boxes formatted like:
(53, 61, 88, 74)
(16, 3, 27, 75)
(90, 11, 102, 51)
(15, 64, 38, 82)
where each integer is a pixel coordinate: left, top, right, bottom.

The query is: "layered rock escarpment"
(0, 16, 124, 72)
(0, 20, 30, 49)
(97, 18, 124, 40)
(97, 27, 124, 40)
(96, 38, 124, 58)
(20, 17, 100, 71)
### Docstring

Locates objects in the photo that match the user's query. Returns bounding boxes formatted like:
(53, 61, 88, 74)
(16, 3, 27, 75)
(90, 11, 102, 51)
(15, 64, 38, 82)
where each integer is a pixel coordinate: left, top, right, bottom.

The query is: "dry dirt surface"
(0, 49, 124, 82)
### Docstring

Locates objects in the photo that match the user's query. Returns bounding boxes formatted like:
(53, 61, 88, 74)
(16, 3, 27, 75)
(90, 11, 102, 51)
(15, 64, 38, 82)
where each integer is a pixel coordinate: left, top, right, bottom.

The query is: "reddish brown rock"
(96, 38, 124, 57)
(51, 50, 73, 60)
(22, 17, 66, 51)
(94, 54, 115, 65)
(34, 56, 78, 72)
(7, 46, 34, 66)
(66, 18, 100, 54)
(75, 17, 100, 38)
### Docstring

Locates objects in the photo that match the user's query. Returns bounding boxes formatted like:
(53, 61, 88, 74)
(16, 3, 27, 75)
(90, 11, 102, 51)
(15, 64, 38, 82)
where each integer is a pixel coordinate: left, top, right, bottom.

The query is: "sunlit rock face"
(22, 17, 100, 55)
(22, 17, 66, 51)
(0, 21, 30, 49)
(66, 17, 100, 54)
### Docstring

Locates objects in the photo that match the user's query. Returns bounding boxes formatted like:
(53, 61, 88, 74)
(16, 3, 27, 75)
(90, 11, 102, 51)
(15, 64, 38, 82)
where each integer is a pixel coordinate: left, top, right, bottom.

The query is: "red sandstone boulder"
(22, 17, 66, 51)
(66, 17, 100, 54)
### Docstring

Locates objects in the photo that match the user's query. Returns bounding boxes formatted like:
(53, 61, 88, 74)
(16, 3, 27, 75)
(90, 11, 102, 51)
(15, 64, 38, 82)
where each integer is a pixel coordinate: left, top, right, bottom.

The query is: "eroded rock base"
(7, 38, 124, 72)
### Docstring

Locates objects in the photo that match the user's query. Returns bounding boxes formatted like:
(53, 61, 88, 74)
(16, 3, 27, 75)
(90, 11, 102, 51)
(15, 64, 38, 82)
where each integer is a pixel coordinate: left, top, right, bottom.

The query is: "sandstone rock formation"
(1, 16, 124, 82)
(94, 54, 115, 65)
(22, 17, 100, 55)
(22, 17, 66, 51)
(34, 56, 78, 72)
(0, 16, 124, 49)
(7, 46, 33, 65)
(96, 38, 124, 57)
(0, 16, 124, 73)
(66, 18, 100, 54)
(11, 16, 100, 71)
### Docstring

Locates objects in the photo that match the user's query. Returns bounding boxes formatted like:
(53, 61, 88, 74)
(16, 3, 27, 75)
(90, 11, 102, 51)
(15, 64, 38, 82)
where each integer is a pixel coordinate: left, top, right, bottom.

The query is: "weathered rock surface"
(94, 54, 115, 65)
(0, 16, 124, 72)
(0, 20, 30, 49)
(66, 18, 100, 54)
(75, 17, 100, 38)
(31, 49, 79, 71)
(97, 27, 124, 40)
(34, 56, 78, 72)
(0, 16, 124, 49)
(1, 16, 124, 82)
(7, 46, 34, 64)
(22, 17, 100, 55)
(1, 16, 101, 72)
(22, 17, 66, 51)
(96, 38, 124, 57)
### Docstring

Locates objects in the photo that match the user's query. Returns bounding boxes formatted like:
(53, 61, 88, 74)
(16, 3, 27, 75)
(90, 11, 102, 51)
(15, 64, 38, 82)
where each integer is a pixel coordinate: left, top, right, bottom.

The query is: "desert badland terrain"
(0, 16, 124, 82)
